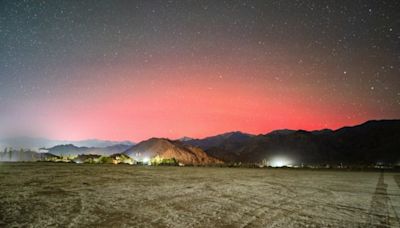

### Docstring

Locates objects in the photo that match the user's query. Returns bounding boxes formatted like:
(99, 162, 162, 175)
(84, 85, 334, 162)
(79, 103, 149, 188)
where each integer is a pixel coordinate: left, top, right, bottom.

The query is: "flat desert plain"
(1, 163, 400, 227)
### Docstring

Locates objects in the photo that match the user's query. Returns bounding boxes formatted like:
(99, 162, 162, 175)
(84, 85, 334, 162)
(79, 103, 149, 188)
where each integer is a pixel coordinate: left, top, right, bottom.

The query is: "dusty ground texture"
(0, 163, 400, 227)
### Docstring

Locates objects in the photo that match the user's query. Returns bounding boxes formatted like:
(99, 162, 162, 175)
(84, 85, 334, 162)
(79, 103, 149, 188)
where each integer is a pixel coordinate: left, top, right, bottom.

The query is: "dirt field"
(0, 163, 399, 227)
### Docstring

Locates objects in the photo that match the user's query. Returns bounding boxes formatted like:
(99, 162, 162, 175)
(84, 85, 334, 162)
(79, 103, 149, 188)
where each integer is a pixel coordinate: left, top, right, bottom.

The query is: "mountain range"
(0, 137, 134, 151)
(183, 119, 400, 165)
(1, 119, 399, 166)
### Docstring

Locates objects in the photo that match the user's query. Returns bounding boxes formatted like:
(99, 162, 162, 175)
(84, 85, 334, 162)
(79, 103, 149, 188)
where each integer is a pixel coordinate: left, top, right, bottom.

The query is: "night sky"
(0, 0, 399, 141)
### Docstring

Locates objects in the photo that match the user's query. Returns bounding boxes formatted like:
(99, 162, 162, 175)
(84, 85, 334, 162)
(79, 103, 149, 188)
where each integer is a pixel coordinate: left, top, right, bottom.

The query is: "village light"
(142, 157, 150, 165)
(269, 156, 293, 167)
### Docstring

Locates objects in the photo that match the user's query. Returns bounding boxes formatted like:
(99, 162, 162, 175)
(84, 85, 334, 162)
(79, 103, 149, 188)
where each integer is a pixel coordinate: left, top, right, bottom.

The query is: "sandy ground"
(0, 163, 399, 227)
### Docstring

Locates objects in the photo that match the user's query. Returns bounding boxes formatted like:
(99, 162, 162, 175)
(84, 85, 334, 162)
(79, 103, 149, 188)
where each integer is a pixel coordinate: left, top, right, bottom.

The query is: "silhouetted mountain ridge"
(183, 120, 400, 165)
(2, 119, 398, 165)
(186, 131, 254, 151)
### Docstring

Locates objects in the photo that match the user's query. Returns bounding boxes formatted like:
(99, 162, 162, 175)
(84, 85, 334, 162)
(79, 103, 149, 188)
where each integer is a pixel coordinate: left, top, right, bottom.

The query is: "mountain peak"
(178, 136, 194, 142)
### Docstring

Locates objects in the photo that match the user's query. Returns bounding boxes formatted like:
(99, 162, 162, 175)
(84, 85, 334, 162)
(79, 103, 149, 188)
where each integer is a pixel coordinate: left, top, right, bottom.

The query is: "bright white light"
(142, 157, 150, 165)
(269, 157, 292, 167)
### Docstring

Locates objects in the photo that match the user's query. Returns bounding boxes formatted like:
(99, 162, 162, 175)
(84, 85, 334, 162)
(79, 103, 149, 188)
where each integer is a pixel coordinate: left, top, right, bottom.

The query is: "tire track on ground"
(368, 171, 390, 227)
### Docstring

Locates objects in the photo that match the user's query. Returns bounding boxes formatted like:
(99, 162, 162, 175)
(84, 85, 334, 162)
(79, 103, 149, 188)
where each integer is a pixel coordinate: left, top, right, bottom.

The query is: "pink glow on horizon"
(17, 64, 385, 142)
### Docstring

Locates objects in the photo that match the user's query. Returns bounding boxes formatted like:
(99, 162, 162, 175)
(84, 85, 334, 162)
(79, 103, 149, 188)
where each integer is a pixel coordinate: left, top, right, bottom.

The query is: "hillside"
(124, 138, 222, 165)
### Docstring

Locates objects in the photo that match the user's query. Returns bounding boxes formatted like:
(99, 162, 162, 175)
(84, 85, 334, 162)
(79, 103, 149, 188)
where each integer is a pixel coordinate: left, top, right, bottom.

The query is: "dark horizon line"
(179, 118, 399, 140)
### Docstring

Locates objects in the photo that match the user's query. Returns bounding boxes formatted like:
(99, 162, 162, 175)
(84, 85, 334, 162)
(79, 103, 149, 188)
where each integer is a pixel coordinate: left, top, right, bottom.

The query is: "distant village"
(0, 147, 398, 170)
(0, 147, 180, 166)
